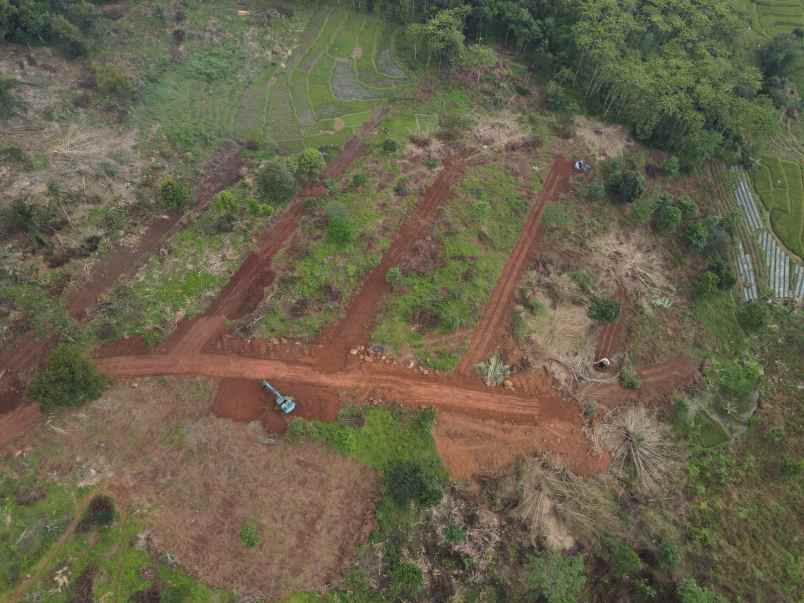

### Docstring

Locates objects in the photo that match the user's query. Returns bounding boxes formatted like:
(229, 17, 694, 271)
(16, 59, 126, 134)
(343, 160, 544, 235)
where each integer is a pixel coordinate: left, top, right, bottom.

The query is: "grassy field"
(751, 155, 804, 256)
(371, 164, 531, 370)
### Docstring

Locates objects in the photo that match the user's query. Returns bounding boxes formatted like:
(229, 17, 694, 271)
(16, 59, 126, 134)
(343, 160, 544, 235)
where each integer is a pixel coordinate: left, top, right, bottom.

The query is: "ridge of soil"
(457, 156, 573, 375)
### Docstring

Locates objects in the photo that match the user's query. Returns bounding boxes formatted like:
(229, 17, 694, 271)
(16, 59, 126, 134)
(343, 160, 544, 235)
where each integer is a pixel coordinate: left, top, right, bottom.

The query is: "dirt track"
(457, 156, 573, 374)
(594, 285, 628, 360)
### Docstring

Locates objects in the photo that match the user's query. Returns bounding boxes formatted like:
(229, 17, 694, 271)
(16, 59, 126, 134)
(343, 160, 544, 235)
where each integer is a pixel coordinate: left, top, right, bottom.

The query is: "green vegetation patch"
(372, 164, 529, 370)
(256, 156, 417, 339)
(91, 186, 274, 347)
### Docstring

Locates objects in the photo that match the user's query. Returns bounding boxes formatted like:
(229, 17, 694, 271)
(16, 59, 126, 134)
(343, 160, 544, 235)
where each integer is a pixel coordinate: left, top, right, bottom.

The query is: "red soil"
(457, 156, 573, 375)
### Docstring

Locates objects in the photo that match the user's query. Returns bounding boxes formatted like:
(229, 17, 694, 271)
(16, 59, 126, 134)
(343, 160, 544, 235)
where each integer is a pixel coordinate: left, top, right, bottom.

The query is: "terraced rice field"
(127, 3, 412, 157)
(751, 156, 804, 257)
(241, 6, 413, 151)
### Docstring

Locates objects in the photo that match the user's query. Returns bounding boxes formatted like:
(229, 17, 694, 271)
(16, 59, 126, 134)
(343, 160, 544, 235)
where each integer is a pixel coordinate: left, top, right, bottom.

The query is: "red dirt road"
(457, 156, 573, 374)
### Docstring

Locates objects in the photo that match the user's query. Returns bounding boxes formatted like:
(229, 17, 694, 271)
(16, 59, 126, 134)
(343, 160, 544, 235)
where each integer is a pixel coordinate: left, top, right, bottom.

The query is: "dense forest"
(352, 0, 791, 166)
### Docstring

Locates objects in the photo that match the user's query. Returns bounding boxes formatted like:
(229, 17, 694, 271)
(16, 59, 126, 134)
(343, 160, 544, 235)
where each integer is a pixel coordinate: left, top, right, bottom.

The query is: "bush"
(384, 459, 442, 508)
(657, 538, 681, 570)
(389, 562, 424, 601)
(0, 78, 23, 119)
(588, 297, 620, 322)
(295, 147, 325, 181)
(382, 138, 400, 153)
(603, 535, 642, 578)
(92, 64, 134, 100)
(736, 301, 767, 332)
(386, 266, 403, 288)
(159, 177, 190, 210)
(27, 344, 108, 409)
(257, 160, 296, 205)
(662, 155, 681, 177)
(677, 194, 698, 219)
(605, 156, 646, 203)
(51, 14, 87, 57)
(581, 177, 607, 201)
(545, 80, 577, 113)
(239, 520, 260, 548)
(655, 196, 682, 233)
(677, 578, 728, 603)
(77, 495, 115, 532)
(694, 271, 720, 297)
(631, 195, 657, 224)
(717, 357, 763, 399)
(685, 221, 710, 253)
(619, 363, 641, 390)
(527, 552, 587, 603)
(351, 173, 367, 189)
(325, 201, 353, 245)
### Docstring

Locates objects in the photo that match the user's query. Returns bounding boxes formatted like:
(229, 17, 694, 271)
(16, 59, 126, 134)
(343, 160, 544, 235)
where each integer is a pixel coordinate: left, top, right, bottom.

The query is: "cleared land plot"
(88, 185, 275, 347)
(371, 164, 530, 370)
(9, 377, 378, 600)
(751, 155, 804, 257)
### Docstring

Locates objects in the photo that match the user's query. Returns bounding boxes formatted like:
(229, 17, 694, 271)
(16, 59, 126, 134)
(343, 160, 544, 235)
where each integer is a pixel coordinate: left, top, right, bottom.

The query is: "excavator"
(261, 381, 297, 414)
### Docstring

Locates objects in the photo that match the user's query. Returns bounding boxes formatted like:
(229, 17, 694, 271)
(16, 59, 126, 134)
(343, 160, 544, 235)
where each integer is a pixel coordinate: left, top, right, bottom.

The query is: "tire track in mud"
(456, 156, 573, 375)
(312, 154, 471, 373)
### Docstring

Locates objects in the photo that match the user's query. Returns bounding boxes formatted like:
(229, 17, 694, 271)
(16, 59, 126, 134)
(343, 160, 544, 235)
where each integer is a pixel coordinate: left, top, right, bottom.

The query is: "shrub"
(351, 173, 367, 188)
(444, 523, 465, 543)
(677, 578, 728, 603)
(92, 64, 134, 100)
(588, 297, 620, 322)
(257, 160, 296, 205)
(581, 177, 607, 201)
(707, 257, 736, 291)
(382, 138, 400, 153)
(77, 495, 115, 532)
(0, 78, 23, 119)
(694, 271, 720, 297)
(605, 156, 646, 203)
(545, 80, 576, 113)
(325, 201, 354, 246)
(386, 266, 403, 288)
(685, 221, 710, 253)
(0, 145, 33, 169)
(619, 363, 641, 390)
(603, 535, 642, 578)
(677, 194, 698, 219)
(527, 551, 587, 603)
(736, 301, 767, 332)
(657, 538, 681, 570)
(631, 195, 657, 224)
(394, 177, 410, 196)
(27, 344, 108, 409)
(655, 197, 683, 233)
(389, 562, 424, 601)
(662, 155, 681, 177)
(717, 357, 762, 399)
(159, 177, 190, 210)
(51, 14, 87, 58)
(384, 459, 442, 508)
(295, 147, 325, 181)
(240, 520, 260, 548)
